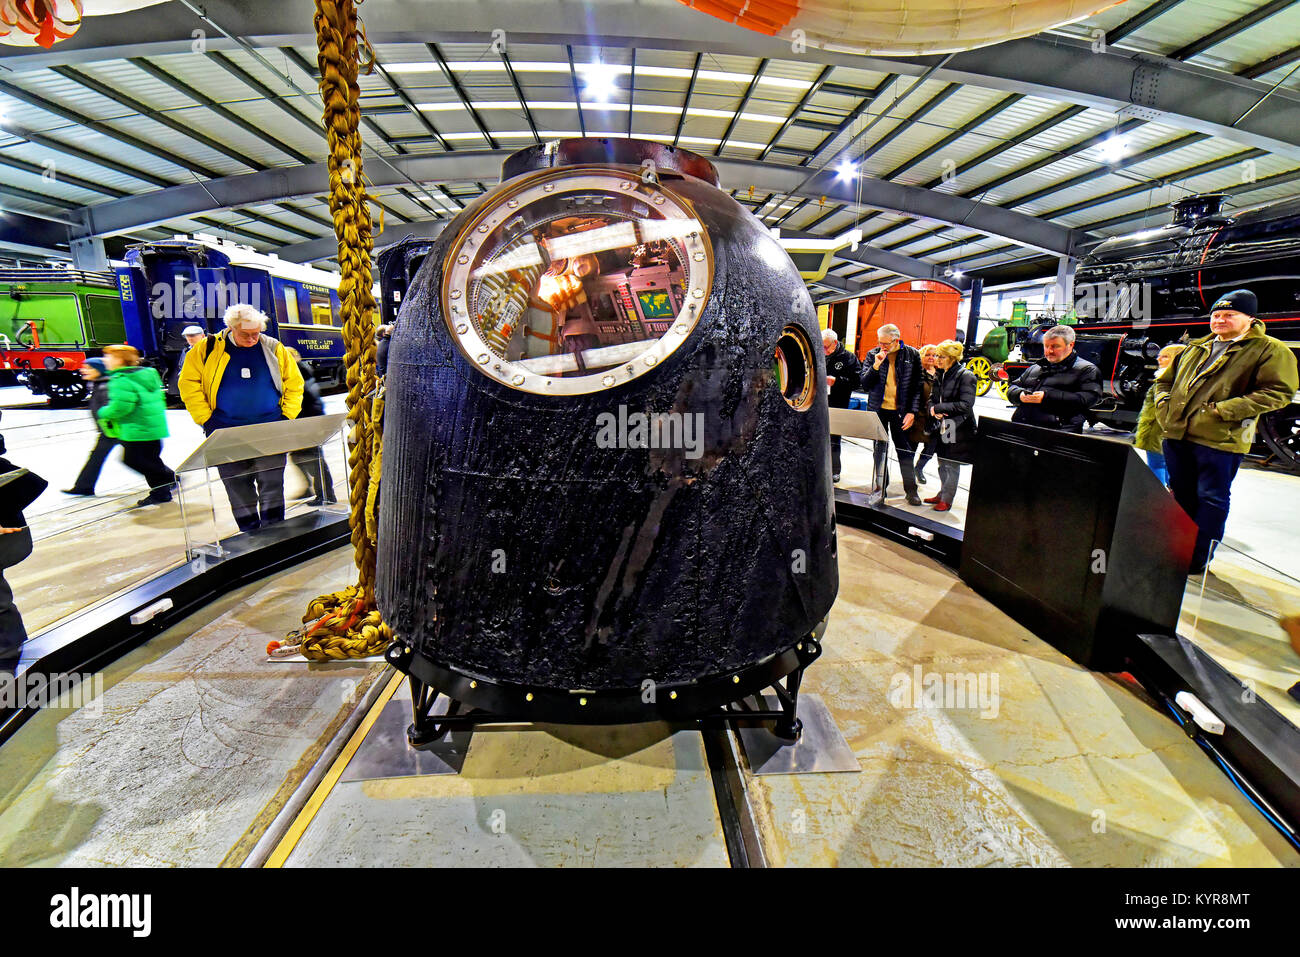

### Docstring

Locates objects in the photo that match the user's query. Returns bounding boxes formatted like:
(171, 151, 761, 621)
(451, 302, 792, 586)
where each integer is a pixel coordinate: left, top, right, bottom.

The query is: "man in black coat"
(822, 328, 861, 482)
(859, 323, 924, 505)
(288, 353, 337, 507)
(1007, 325, 1102, 432)
(63, 358, 116, 496)
(0, 426, 48, 665)
(375, 324, 394, 379)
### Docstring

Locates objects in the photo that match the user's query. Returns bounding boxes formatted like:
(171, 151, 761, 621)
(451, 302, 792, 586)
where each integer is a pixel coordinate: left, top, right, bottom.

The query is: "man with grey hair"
(859, 322, 924, 505)
(1007, 324, 1102, 433)
(822, 327, 861, 482)
(179, 303, 304, 531)
(166, 324, 207, 400)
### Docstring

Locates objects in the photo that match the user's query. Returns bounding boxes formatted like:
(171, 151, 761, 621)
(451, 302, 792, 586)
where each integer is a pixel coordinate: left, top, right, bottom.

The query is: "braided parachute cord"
(276, 0, 389, 660)
(365, 381, 384, 547)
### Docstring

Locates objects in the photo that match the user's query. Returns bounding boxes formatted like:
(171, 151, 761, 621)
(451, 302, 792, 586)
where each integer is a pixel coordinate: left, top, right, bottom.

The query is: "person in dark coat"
(822, 328, 861, 483)
(923, 340, 978, 512)
(858, 322, 924, 505)
(910, 344, 939, 485)
(0, 424, 47, 665)
(375, 324, 393, 379)
(63, 358, 116, 497)
(1007, 325, 1102, 432)
(287, 349, 337, 507)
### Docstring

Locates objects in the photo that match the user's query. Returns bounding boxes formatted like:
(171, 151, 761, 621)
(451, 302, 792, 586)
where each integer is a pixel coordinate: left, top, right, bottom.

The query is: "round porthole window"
(441, 167, 713, 395)
(774, 325, 816, 411)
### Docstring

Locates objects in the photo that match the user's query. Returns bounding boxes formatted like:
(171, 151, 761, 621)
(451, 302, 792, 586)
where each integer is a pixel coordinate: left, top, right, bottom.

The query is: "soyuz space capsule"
(378, 138, 837, 726)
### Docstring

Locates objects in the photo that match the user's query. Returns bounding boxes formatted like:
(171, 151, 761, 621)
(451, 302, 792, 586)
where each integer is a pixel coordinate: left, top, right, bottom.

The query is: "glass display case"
(173, 414, 349, 564)
(10, 414, 349, 642)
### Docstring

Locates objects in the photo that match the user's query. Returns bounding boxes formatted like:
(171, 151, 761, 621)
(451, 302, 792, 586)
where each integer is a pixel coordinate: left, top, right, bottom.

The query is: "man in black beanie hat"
(1155, 288, 1298, 574)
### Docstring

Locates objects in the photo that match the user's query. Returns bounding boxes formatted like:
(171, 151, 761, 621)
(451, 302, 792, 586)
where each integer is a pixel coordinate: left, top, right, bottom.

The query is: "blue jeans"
(1162, 439, 1243, 571)
(1145, 449, 1168, 487)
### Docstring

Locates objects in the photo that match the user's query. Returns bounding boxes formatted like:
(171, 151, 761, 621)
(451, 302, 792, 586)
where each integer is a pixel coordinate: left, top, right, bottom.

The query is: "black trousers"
(71, 433, 120, 494)
(121, 439, 175, 502)
(914, 444, 934, 478)
(1163, 438, 1244, 571)
(872, 409, 918, 493)
(937, 455, 962, 505)
(0, 528, 33, 659)
(217, 454, 286, 531)
(290, 446, 335, 501)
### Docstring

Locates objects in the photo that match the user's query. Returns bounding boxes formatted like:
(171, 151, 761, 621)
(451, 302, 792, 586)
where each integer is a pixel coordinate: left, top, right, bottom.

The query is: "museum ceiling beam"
(6, 0, 1300, 160)
(757, 64, 832, 162)
(1167, 0, 1300, 62)
(280, 218, 449, 264)
(67, 152, 1089, 255)
(1105, 0, 1189, 45)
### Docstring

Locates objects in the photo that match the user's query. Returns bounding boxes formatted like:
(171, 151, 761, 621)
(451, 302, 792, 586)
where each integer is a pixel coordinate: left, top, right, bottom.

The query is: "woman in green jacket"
(1133, 343, 1185, 486)
(97, 344, 176, 507)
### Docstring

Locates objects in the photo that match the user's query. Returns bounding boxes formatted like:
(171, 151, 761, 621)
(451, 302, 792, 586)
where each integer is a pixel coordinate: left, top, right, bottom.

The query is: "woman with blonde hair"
(96, 344, 176, 507)
(910, 344, 940, 484)
(922, 340, 978, 512)
(1134, 342, 1186, 486)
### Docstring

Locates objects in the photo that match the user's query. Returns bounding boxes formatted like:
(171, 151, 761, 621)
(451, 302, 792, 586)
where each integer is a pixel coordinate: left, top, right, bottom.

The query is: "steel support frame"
(386, 621, 826, 747)
(69, 151, 1090, 255)
(398, 644, 821, 748)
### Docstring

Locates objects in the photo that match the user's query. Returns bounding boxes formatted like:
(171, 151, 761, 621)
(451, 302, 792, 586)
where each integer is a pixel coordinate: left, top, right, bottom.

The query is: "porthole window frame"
(774, 324, 817, 412)
(441, 166, 714, 397)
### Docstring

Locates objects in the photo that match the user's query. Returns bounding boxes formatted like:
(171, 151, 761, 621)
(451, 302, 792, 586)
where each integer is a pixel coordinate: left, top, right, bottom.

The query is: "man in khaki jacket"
(1154, 289, 1298, 574)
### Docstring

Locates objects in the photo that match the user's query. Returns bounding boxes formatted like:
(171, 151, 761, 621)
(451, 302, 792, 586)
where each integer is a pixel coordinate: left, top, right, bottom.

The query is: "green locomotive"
(0, 268, 126, 405)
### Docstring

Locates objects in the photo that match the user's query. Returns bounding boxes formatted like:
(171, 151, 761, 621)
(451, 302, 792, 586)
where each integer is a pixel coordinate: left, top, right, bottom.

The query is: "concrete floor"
(0, 548, 384, 866)
(280, 686, 730, 867)
(0, 532, 1293, 866)
(745, 527, 1298, 867)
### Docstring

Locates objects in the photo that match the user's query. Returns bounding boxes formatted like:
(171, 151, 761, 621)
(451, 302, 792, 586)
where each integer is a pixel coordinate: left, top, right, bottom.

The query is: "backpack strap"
(201, 332, 218, 363)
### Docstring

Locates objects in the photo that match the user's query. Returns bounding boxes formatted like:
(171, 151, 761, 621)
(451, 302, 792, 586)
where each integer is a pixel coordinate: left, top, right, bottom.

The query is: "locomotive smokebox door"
(377, 138, 837, 725)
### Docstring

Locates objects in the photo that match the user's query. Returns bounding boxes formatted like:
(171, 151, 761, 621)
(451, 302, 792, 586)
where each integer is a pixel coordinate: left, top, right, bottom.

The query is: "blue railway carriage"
(116, 234, 349, 394)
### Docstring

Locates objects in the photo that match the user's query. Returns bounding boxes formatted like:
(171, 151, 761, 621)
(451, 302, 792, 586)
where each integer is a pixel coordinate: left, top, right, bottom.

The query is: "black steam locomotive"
(1009, 194, 1300, 469)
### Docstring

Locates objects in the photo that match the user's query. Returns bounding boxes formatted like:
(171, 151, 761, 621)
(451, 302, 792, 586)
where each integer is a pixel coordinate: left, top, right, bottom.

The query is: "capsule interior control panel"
(441, 168, 714, 395)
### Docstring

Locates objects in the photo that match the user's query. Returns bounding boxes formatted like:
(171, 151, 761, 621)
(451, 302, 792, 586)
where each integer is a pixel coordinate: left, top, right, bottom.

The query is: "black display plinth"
(960, 418, 1197, 670)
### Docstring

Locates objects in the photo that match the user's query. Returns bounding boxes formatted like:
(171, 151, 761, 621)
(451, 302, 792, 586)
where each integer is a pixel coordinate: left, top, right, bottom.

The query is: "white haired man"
(1007, 324, 1102, 433)
(822, 327, 861, 483)
(178, 303, 304, 532)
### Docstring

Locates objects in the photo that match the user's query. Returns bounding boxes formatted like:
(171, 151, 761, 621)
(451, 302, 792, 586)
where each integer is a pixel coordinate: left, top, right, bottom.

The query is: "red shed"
(854, 280, 961, 359)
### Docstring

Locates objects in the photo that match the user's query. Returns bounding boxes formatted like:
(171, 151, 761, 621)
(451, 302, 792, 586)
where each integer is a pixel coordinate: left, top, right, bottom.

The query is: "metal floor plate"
(340, 696, 472, 780)
(736, 694, 860, 775)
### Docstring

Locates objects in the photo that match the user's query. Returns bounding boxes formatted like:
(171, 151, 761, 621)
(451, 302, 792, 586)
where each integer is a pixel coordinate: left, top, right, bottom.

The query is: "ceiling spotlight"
(583, 62, 619, 103)
(1100, 135, 1126, 164)
(952, 269, 965, 279)
(835, 159, 856, 181)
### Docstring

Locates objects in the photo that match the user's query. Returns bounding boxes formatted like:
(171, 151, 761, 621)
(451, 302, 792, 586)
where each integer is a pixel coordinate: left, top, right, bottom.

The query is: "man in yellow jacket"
(179, 303, 305, 532)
